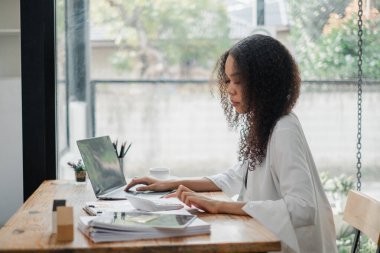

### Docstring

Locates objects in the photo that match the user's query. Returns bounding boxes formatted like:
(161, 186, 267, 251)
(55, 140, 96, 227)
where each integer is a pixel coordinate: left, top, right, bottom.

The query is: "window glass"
(56, 0, 380, 197)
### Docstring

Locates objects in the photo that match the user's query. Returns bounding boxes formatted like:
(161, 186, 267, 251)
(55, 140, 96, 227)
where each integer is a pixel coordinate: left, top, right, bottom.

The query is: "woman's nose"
(227, 84, 235, 95)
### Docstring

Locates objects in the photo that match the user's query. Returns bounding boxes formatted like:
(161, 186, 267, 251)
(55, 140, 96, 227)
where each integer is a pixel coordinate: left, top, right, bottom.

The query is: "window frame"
(21, 0, 57, 200)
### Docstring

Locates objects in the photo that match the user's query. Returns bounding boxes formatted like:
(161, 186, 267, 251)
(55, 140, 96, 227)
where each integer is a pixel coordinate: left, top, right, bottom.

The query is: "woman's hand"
(166, 185, 221, 214)
(125, 177, 221, 193)
(124, 177, 177, 192)
(167, 185, 248, 215)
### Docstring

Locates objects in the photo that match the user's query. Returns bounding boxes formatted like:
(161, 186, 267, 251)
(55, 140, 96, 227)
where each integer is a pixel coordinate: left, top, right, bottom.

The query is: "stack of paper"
(78, 210, 210, 243)
(83, 197, 185, 215)
(126, 195, 184, 211)
(83, 200, 135, 216)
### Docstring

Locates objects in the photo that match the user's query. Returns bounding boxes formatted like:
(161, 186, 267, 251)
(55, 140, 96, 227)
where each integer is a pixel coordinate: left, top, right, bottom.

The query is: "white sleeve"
(271, 128, 316, 228)
(205, 161, 245, 197)
(242, 127, 316, 253)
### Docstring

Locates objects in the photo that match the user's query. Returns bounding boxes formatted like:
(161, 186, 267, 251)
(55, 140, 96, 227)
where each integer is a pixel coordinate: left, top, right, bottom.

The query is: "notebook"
(78, 209, 211, 243)
(77, 136, 172, 200)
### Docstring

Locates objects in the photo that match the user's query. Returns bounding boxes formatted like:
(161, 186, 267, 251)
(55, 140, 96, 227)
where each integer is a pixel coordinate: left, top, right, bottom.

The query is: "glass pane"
(287, 0, 380, 199)
(286, 1, 380, 252)
(93, 81, 238, 177)
(56, 0, 69, 164)
(56, 0, 380, 201)
(56, 0, 239, 180)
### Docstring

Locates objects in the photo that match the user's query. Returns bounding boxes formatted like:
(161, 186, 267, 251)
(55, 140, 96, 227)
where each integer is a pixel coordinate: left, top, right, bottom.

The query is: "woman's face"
(225, 55, 247, 114)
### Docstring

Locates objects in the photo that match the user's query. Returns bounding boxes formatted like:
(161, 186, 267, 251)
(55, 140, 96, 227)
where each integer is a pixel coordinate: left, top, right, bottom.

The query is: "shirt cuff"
(204, 175, 237, 198)
(242, 200, 300, 253)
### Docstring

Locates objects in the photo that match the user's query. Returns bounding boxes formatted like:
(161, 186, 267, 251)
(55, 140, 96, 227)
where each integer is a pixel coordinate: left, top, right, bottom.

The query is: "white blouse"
(206, 112, 337, 253)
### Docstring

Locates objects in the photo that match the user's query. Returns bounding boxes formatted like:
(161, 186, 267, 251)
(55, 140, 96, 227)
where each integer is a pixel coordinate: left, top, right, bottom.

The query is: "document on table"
(83, 197, 185, 215)
(83, 200, 135, 216)
(78, 209, 210, 243)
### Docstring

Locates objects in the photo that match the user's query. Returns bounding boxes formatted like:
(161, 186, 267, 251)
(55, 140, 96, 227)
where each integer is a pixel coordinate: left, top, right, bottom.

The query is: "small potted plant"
(67, 159, 86, 182)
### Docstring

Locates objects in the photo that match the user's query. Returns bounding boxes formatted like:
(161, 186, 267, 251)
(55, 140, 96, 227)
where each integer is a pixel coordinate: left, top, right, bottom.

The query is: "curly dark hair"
(216, 34, 301, 171)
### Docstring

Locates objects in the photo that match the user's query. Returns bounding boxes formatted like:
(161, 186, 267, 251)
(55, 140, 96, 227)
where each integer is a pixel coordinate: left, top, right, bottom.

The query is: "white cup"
(149, 167, 170, 179)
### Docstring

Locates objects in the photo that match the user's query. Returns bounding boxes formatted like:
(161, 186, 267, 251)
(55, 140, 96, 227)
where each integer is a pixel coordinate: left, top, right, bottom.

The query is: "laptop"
(77, 136, 172, 200)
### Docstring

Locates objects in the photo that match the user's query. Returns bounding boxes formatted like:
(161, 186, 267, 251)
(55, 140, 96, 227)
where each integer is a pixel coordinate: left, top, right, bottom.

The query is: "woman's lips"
(231, 101, 239, 106)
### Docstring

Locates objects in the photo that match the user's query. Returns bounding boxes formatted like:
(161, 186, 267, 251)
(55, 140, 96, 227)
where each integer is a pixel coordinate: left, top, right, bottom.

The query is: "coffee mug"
(149, 167, 170, 179)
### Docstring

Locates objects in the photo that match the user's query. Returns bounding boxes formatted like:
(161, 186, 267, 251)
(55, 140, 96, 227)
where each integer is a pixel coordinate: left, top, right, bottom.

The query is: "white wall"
(0, 0, 23, 226)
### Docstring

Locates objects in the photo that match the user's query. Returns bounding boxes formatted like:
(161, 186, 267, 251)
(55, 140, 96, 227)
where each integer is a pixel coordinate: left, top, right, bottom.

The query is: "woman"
(125, 35, 337, 253)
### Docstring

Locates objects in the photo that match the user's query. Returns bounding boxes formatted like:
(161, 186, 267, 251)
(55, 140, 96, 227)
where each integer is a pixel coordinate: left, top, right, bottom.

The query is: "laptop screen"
(77, 136, 126, 196)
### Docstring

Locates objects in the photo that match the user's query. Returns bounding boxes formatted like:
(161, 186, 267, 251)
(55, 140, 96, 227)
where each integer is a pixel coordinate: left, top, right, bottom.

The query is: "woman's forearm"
(169, 178, 221, 192)
(216, 201, 247, 215)
(170, 181, 248, 215)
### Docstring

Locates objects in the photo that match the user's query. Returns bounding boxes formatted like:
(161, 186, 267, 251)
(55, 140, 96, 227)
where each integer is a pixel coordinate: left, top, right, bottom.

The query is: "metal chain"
(356, 0, 363, 192)
(351, 3, 364, 253)
(354, 1, 364, 250)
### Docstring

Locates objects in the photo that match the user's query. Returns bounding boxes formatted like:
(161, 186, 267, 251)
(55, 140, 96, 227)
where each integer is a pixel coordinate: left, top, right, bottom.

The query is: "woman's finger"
(186, 195, 205, 210)
(137, 180, 171, 192)
(181, 191, 202, 207)
(124, 178, 141, 191)
(163, 185, 188, 199)
(163, 192, 177, 198)
(174, 185, 185, 199)
(135, 184, 153, 191)
(124, 177, 155, 191)
(181, 191, 192, 206)
(176, 185, 193, 203)
(186, 195, 219, 214)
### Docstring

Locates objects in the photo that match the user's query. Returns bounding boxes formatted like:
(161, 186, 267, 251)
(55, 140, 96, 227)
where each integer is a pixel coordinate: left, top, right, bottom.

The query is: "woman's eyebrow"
(227, 72, 241, 77)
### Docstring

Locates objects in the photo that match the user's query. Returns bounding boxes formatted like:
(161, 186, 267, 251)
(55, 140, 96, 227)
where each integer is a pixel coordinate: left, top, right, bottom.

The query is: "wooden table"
(0, 180, 281, 253)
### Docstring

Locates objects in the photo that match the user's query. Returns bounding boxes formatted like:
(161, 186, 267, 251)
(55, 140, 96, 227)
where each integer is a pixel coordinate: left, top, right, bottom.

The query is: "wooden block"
(56, 206, 74, 242)
(52, 199, 66, 233)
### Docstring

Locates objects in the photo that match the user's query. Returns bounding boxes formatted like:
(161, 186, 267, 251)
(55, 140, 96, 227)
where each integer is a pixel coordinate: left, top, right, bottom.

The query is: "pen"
(119, 142, 125, 158)
(113, 140, 119, 156)
(122, 143, 132, 157)
(113, 139, 132, 158)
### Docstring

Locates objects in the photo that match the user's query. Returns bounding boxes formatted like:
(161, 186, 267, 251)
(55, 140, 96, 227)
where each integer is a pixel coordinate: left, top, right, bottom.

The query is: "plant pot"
(75, 170, 86, 182)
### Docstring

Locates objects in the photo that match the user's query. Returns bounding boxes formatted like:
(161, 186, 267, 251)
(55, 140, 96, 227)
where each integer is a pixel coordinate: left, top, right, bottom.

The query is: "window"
(57, 0, 239, 179)
(56, 0, 380, 195)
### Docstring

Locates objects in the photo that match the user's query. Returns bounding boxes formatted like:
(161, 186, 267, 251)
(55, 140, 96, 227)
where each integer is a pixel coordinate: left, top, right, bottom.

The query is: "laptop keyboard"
(101, 185, 174, 200)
